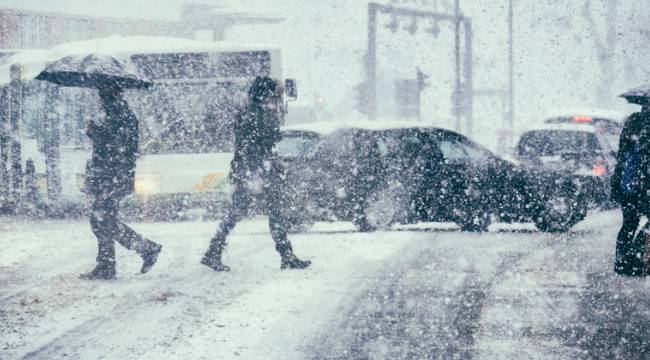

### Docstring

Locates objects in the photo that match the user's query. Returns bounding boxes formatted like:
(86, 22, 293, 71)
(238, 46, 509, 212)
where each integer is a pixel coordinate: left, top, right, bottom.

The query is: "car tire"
(354, 183, 409, 232)
(458, 212, 491, 232)
(456, 183, 491, 232)
(286, 217, 315, 234)
(533, 188, 586, 233)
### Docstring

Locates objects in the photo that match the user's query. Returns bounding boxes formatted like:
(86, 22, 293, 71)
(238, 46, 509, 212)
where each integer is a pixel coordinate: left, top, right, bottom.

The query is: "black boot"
(277, 242, 311, 270)
(140, 243, 162, 274)
(281, 253, 312, 269)
(80, 262, 116, 280)
(201, 237, 230, 272)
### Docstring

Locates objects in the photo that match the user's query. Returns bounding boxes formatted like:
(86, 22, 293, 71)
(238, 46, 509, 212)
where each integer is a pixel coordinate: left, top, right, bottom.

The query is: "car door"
(433, 132, 475, 220)
(457, 137, 515, 218)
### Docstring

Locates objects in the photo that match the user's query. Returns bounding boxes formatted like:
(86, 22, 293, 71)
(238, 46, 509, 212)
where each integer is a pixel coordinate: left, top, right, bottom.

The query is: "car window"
(275, 134, 320, 158)
(517, 130, 601, 156)
(439, 139, 468, 160)
(459, 141, 491, 163)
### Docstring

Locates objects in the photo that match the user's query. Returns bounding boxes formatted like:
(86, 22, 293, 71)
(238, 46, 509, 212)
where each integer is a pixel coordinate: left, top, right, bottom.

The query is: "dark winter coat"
(611, 110, 650, 205)
(230, 103, 283, 183)
(86, 92, 139, 198)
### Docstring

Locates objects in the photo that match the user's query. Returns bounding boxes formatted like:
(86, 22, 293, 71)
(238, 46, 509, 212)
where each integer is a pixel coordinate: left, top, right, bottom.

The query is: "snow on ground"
(2, 211, 650, 359)
(0, 217, 417, 359)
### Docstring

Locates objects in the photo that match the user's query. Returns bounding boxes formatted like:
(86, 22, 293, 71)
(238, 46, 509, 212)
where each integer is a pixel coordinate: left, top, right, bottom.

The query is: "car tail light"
(574, 116, 593, 123)
(592, 165, 607, 176)
(592, 158, 607, 176)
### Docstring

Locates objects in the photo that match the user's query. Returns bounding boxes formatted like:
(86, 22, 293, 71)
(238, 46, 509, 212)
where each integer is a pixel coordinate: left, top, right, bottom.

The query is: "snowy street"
(2, 211, 650, 359)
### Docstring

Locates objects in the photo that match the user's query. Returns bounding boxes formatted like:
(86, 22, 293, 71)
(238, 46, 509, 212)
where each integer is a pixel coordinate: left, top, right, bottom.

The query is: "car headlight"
(135, 175, 160, 194)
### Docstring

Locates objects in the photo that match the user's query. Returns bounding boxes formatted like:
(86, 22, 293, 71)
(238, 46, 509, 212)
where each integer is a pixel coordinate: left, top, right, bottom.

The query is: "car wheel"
(354, 183, 408, 232)
(286, 216, 315, 234)
(458, 211, 491, 232)
(456, 183, 491, 232)
(533, 190, 586, 233)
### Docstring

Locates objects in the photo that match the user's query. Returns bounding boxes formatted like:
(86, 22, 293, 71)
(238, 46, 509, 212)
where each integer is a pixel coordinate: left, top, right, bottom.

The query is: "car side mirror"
(285, 79, 297, 100)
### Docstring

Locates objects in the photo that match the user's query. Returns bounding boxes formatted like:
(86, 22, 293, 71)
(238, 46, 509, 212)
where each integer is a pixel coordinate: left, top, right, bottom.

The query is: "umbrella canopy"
(620, 84, 650, 105)
(35, 53, 152, 89)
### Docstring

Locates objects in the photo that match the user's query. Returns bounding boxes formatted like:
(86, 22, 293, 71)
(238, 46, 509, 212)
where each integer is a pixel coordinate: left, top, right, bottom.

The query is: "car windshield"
(275, 133, 320, 158)
(517, 129, 601, 157)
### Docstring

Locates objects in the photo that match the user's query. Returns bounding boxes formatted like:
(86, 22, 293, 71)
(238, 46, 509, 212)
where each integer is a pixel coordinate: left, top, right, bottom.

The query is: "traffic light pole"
(367, 3, 378, 122)
(366, 2, 473, 136)
(507, 0, 514, 145)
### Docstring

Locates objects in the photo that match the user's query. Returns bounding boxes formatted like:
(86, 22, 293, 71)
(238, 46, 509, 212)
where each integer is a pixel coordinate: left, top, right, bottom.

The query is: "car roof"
(542, 108, 628, 122)
(281, 120, 448, 136)
(522, 123, 598, 134)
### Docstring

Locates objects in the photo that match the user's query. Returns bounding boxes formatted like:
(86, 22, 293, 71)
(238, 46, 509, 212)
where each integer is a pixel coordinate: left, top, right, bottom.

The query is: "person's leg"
(265, 166, 311, 269)
(615, 203, 643, 275)
(202, 183, 251, 271)
(81, 195, 118, 279)
(107, 195, 162, 274)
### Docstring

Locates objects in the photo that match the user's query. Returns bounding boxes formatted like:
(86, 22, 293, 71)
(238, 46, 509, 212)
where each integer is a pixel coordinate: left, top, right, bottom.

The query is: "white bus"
(0, 36, 295, 218)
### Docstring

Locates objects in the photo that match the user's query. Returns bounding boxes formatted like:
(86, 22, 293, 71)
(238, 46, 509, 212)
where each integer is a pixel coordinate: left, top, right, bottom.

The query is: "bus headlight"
(135, 175, 160, 194)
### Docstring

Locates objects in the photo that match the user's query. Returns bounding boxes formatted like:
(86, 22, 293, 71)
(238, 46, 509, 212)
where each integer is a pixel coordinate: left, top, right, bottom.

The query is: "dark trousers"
(206, 169, 291, 257)
(90, 194, 157, 264)
(615, 202, 646, 275)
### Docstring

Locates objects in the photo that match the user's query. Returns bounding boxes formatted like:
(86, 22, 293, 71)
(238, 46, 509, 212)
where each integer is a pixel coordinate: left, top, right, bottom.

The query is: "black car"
(278, 122, 578, 233)
(515, 121, 619, 214)
(274, 127, 327, 232)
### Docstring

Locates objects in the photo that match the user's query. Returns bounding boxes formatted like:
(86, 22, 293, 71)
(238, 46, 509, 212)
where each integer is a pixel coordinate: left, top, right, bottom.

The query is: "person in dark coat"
(611, 101, 650, 276)
(80, 85, 162, 280)
(201, 77, 311, 272)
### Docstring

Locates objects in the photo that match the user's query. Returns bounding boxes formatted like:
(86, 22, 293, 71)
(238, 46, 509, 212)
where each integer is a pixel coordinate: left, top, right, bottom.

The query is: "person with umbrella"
(37, 54, 162, 280)
(611, 85, 650, 276)
(201, 76, 311, 272)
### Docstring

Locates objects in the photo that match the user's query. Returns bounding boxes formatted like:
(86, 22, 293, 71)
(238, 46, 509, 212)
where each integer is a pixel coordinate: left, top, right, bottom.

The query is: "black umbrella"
(35, 53, 152, 89)
(620, 84, 650, 105)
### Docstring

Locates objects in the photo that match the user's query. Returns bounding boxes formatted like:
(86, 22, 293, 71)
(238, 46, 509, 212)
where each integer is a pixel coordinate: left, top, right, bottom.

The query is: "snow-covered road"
(2, 211, 650, 359)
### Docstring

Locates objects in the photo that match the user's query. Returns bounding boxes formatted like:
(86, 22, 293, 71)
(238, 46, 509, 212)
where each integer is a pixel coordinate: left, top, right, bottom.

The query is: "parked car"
(279, 121, 575, 233)
(542, 110, 625, 153)
(515, 121, 619, 214)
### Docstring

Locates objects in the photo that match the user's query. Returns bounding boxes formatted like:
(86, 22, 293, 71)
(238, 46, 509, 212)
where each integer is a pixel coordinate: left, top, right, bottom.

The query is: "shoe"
(80, 262, 116, 280)
(140, 244, 162, 274)
(201, 255, 231, 272)
(281, 254, 311, 270)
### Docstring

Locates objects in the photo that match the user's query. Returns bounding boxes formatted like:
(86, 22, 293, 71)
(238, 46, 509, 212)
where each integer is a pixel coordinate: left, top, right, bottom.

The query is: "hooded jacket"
(611, 109, 650, 204)
(86, 91, 139, 197)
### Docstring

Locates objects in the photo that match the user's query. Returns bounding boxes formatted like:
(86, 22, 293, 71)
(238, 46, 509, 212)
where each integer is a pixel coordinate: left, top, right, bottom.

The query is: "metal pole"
(9, 64, 23, 201)
(507, 0, 514, 142)
(367, 3, 378, 121)
(453, 0, 462, 132)
(0, 86, 10, 208)
(44, 84, 62, 200)
(463, 19, 474, 137)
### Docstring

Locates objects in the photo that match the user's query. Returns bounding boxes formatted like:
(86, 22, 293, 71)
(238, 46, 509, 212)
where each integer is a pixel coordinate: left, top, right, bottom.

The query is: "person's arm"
(611, 115, 636, 202)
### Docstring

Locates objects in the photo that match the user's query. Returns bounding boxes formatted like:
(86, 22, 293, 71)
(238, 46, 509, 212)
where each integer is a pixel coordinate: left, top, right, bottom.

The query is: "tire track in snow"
(312, 235, 526, 359)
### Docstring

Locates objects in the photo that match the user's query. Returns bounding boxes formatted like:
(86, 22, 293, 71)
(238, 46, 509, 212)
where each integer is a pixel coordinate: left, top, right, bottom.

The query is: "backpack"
(620, 142, 645, 195)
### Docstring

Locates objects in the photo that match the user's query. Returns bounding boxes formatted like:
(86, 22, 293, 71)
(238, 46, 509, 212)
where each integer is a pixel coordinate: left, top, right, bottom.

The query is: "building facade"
(0, 7, 189, 51)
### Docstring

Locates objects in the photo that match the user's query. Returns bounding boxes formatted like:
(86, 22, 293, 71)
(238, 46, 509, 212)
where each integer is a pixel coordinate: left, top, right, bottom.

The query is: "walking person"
(80, 85, 162, 280)
(201, 76, 311, 272)
(611, 100, 650, 276)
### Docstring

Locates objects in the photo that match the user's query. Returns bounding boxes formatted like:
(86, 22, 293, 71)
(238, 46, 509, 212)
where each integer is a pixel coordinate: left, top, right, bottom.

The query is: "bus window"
(131, 81, 247, 155)
(216, 51, 271, 78)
